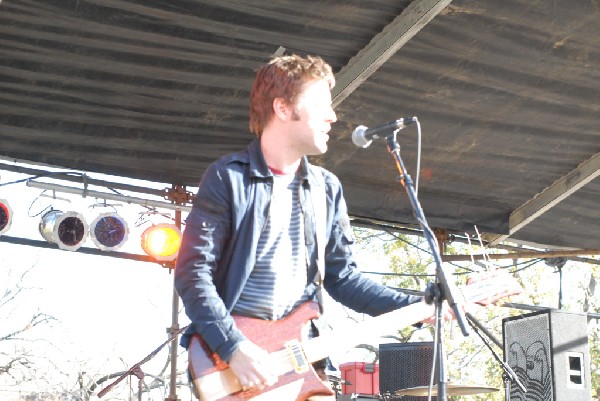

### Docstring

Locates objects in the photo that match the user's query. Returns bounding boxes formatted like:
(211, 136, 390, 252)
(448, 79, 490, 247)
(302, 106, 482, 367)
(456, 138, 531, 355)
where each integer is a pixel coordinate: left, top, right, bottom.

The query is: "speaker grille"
(504, 313, 553, 400)
(379, 342, 436, 401)
(503, 309, 592, 401)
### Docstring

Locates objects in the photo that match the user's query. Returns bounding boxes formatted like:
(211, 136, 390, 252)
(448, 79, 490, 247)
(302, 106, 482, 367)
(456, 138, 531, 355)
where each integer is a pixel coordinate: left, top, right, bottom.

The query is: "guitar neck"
(302, 301, 435, 363)
(302, 270, 523, 363)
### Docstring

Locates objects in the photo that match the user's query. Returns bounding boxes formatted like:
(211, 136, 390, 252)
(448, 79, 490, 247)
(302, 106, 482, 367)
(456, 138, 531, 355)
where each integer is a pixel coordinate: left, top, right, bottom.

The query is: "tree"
(0, 263, 58, 391)
(582, 264, 600, 397)
(351, 225, 600, 400)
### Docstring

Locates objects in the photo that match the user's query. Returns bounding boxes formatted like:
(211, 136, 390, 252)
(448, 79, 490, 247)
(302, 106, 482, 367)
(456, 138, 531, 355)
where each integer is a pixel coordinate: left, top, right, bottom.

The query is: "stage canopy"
(1, 0, 599, 251)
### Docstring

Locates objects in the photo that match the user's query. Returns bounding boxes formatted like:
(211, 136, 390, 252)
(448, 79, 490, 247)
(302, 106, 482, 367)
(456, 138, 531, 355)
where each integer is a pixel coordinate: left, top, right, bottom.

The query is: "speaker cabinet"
(502, 309, 592, 401)
(379, 342, 437, 401)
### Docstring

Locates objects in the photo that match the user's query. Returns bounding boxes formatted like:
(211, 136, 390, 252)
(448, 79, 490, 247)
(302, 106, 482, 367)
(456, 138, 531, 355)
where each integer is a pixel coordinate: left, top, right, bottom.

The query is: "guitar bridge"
(284, 339, 309, 374)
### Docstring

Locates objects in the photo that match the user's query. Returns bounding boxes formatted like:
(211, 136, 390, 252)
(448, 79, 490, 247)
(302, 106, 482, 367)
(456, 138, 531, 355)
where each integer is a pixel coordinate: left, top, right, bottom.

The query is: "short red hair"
(249, 54, 335, 136)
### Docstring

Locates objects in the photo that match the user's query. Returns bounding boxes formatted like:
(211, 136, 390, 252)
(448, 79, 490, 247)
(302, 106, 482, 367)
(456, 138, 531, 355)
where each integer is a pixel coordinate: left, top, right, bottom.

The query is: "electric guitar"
(189, 270, 522, 401)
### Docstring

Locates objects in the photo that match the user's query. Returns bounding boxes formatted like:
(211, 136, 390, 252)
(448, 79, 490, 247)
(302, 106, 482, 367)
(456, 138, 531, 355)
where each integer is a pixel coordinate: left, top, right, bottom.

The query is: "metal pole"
(441, 248, 600, 262)
(166, 209, 182, 401)
(558, 266, 563, 309)
(26, 180, 191, 212)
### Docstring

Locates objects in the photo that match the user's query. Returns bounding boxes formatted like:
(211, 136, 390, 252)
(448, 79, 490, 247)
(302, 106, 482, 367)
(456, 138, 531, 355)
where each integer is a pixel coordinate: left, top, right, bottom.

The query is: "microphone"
(352, 117, 417, 148)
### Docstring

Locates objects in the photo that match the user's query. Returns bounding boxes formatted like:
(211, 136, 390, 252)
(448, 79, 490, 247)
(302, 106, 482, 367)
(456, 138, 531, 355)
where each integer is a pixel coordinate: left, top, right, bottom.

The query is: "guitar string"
(262, 342, 313, 373)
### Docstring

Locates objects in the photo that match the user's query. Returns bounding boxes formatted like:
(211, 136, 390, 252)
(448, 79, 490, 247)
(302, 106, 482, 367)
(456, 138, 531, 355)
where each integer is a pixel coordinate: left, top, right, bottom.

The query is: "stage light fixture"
(39, 209, 89, 251)
(0, 199, 12, 235)
(90, 212, 129, 251)
(141, 223, 182, 262)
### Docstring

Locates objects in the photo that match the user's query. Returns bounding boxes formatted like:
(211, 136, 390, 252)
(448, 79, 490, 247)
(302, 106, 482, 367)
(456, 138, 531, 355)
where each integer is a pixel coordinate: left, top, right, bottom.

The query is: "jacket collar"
(247, 137, 316, 186)
(247, 138, 270, 178)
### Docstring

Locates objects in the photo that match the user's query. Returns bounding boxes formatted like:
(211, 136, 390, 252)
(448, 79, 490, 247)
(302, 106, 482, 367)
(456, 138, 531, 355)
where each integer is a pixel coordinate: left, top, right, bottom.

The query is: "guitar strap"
(309, 167, 327, 313)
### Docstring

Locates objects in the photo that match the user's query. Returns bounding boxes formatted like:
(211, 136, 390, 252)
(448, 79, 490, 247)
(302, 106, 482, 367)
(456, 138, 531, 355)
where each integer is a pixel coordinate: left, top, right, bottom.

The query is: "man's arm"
(174, 164, 246, 362)
(321, 172, 423, 316)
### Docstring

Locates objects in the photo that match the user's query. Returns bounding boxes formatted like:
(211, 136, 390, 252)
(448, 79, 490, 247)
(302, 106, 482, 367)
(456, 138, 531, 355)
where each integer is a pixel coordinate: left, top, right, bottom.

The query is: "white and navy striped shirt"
(232, 171, 309, 320)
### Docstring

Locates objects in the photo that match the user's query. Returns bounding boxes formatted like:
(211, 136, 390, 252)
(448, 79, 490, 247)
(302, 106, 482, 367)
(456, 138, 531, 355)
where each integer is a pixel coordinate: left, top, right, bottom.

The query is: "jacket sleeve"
(321, 173, 422, 316)
(174, 163, 247, 362)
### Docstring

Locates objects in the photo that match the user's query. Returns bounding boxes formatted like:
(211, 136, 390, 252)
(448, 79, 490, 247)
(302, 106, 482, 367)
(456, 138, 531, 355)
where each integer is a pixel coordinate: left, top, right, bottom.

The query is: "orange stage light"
(141, 223, 182, 262)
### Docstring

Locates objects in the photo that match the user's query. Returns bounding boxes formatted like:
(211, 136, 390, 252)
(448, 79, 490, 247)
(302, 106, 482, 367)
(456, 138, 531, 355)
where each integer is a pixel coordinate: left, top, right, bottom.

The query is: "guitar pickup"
(284, 339, 310, 374)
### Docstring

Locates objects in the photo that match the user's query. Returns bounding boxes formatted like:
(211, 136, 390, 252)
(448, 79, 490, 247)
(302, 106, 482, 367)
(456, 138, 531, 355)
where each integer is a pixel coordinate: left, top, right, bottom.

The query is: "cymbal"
(395, 383, 498, 397)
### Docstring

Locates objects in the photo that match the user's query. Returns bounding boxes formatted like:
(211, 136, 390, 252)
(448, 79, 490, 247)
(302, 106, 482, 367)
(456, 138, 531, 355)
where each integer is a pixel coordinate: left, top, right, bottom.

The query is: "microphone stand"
(382, 128, 470, 401)
(465, 313, 527, 400)
(97, 324, 189, 398)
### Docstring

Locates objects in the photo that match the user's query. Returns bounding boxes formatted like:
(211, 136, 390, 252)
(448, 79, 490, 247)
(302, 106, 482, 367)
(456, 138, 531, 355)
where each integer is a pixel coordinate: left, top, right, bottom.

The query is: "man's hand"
(228, 340, 277, 392)
(419, 298, 471, 326)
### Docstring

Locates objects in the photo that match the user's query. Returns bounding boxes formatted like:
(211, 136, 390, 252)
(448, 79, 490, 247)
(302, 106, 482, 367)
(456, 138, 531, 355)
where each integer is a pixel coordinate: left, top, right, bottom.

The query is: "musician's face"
(288, 79, 337, 156)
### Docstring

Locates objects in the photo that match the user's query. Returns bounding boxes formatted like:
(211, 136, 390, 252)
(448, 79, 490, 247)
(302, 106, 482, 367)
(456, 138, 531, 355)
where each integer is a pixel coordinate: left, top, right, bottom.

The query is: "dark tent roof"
(1, 0, 599, 251)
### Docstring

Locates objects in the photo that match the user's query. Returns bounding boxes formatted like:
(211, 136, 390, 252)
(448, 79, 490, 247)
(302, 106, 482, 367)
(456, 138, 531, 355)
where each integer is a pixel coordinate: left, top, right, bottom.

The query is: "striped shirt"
(232, 171, 309, 320)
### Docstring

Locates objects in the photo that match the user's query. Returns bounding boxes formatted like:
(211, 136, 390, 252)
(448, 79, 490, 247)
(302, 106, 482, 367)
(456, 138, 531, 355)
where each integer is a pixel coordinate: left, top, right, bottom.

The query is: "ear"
(272, 97, 290, 122)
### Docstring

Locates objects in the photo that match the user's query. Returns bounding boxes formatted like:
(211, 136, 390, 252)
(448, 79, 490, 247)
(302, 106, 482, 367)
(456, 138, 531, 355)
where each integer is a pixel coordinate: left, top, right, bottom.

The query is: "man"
(174, 54, 438, 400)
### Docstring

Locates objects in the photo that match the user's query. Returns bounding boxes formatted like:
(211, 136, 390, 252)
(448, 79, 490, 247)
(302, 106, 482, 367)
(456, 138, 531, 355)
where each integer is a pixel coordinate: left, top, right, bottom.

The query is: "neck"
(260, 131, 301, 174)
(268, 165, 297, 176)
